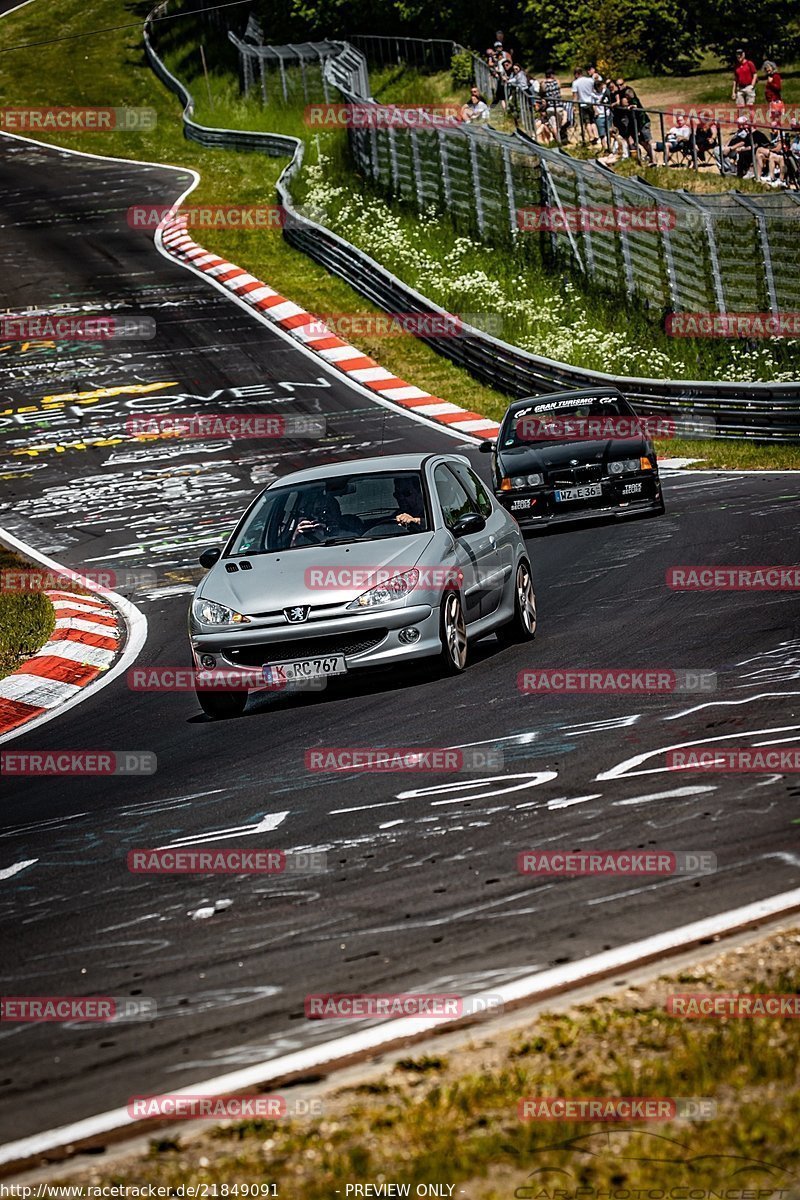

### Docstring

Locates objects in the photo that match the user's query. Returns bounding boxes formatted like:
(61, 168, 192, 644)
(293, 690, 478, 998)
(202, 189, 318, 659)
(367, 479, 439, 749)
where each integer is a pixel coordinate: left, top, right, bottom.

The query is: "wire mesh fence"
(322, 43, 800, 317)
(346, 35, 463, 71)
(227, 32, 343, 105)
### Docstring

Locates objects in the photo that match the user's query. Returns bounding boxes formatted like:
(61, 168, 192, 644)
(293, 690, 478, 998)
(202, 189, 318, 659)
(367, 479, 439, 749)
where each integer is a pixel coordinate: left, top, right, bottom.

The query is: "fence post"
(502, 144, 518, 236)
(574, 167, 595, 275)
(609, 176, 634, 293)
(733, 194, 780, 317)
(410, 127, 425, 211)
(277, 52, 288, 102)
(540, 158, 585, 272)
(468, 131, 486, 237)
(242, 46, 253, 97)
(678, 190, 726, 315)
(370, 125, 380, 182)
(438, 128, 452, 210)
(259, 53, 267, 106)
(388, 124, 400, 195)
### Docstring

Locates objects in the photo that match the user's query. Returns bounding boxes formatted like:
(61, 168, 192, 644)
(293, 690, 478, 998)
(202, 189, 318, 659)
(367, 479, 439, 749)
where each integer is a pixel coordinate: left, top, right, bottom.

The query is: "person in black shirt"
(724, 116, 770, 177)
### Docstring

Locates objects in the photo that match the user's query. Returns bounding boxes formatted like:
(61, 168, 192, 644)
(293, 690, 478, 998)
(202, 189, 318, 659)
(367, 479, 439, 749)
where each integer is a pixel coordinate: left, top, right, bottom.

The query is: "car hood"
(498, 437, 648, 472)
(197, 532, 435, 613)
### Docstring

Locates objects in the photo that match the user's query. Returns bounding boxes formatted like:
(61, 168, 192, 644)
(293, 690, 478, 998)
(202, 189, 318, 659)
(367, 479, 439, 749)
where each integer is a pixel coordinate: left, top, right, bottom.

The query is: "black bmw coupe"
(481, 387, 666, 531)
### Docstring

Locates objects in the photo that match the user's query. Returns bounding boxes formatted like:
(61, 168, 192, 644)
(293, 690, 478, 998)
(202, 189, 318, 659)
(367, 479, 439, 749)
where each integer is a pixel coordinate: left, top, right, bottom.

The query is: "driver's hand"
(296, 519, 319, 533)
(395, 512, 420, 526)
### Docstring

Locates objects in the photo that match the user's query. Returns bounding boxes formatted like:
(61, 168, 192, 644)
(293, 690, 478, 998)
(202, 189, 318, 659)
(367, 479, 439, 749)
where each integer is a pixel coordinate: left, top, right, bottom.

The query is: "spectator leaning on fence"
(543, 68, 567, 138)
(591, 72, 611, 142)
(733, 48, 758, 107)
(571, 67, 599, 143)
(461, 86, 490, 122)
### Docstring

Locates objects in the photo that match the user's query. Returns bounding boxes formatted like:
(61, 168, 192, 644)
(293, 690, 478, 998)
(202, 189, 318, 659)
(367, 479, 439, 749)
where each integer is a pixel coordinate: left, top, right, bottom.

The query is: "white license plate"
(622, 482, 643, 495)
(263, 655, 347, 686)
(510, 498, 533, 511)
(554, 483, 602, 502)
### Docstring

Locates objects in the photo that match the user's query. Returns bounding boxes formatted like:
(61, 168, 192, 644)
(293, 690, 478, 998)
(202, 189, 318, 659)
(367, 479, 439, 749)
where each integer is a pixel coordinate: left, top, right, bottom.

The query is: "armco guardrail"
(143, 9, 800, 441)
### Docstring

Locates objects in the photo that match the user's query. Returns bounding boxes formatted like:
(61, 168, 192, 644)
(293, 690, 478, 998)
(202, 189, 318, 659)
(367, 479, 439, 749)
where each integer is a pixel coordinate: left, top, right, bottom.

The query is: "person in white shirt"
(461, 87, 490, 122)
(662, 113, 692, 164)
(571, 68, 599, 143)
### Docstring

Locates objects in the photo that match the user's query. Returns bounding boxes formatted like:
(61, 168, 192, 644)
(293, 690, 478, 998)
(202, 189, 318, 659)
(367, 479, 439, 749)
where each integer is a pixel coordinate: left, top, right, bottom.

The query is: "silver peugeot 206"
(189, 452, 537, 718)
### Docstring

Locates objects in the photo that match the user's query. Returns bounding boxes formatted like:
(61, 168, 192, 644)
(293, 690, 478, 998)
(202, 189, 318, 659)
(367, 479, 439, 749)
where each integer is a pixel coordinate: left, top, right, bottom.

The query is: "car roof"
(505, 386, 626, 416)
(268, 452, 468, 488)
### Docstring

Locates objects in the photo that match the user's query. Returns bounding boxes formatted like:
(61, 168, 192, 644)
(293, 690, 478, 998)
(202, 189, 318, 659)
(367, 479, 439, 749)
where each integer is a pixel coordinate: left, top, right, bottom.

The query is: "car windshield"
(502, 395, 635, 448)
(229, 471, 430, 555)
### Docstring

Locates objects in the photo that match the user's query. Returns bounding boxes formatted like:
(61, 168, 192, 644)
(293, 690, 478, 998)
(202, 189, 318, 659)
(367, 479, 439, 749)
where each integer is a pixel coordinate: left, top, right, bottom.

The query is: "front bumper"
(497, 475, 663, 529)
(190, 603, 441, 685)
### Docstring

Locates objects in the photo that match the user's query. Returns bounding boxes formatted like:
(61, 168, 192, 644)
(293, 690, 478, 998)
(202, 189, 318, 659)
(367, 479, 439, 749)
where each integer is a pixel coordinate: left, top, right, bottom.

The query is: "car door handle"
(489, 535, 497, 547)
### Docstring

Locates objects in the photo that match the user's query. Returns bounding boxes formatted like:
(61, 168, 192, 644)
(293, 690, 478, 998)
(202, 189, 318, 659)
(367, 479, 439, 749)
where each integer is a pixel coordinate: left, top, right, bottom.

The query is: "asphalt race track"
(1, 135, 799, 1147)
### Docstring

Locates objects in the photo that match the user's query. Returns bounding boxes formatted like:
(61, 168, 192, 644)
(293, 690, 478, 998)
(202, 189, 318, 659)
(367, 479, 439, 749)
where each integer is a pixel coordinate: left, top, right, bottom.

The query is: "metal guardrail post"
(733, 194, 780, 317)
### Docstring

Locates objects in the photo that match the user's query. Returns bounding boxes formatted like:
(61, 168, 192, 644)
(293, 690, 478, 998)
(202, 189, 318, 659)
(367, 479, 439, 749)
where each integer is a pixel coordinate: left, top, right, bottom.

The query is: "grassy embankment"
(43, 927, 800, 1196)
(0, 549, 56, 679)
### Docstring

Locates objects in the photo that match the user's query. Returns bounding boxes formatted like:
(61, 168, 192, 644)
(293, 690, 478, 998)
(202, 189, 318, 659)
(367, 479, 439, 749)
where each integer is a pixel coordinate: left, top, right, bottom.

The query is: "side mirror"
(199, 546, 222, 569)
(452, 512, 486, 537)
(478, 439, 495, 454)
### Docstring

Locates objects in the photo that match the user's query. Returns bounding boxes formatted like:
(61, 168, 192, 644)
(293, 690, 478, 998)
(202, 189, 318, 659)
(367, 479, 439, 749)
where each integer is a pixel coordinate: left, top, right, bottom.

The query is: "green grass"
(0, 549, 55, 679)
(44, 929, 800, 1196)
(655, 437, 800, 469)
(0, 0, 796, 471)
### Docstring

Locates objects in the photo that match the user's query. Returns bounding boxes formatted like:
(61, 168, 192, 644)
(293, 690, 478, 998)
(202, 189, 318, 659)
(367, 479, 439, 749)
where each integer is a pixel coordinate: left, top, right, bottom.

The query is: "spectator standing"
(764, 62, 782, 103)
(631, 100, 657, 164)
(543, 69, 566, 140)
(571, 67, 600, 143)
(732, 48, 758, 108)
(592, 73, 611, 143)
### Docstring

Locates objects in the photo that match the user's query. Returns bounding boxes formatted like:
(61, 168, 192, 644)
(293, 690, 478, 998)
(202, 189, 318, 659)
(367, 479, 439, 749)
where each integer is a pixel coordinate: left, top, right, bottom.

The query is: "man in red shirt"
(732, 48, 758, 107)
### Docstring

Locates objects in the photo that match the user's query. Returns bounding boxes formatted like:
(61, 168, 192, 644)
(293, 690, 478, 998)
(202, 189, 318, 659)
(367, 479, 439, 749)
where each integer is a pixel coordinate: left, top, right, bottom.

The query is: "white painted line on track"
(2, 884, 799, 1169)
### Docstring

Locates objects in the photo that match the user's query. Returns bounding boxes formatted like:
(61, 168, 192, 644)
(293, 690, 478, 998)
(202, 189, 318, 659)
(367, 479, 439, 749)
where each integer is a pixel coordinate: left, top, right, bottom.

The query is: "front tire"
(438, 590, 468, 675)
(196, 689, 248, 719)
(497, 559, 537, 645)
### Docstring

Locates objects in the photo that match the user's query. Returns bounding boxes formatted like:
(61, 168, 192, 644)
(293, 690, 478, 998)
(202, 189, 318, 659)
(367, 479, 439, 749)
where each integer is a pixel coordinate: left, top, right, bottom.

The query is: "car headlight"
(609, 459, 641, 475)
(346, 568, 419, 609)
(192, 597, 250, 625)
(505, 474, 543, 489)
